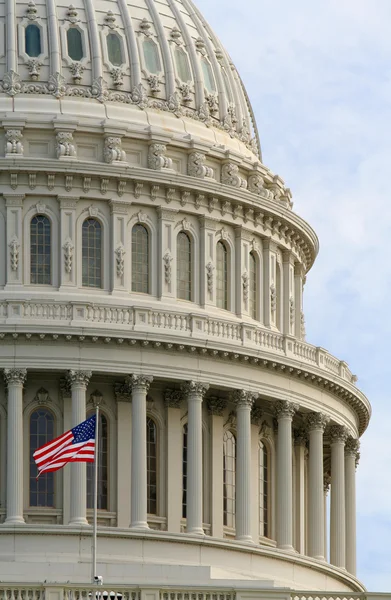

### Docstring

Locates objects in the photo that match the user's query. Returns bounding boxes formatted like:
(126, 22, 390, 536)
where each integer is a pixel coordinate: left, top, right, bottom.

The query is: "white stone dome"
(0, 0, 261, 157)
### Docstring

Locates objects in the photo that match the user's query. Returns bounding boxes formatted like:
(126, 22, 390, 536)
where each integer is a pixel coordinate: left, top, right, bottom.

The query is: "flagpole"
(92, 402, 99, 584)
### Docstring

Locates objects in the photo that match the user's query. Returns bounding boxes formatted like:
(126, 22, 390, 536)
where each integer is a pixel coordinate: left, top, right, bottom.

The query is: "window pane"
(249, 252, 257, 319)
(216, 241, 228, 310)
(175, 47, 191, 82)
(147, 417, 157, 515)
(143, 39, 160, 74)
(132, 224, 149, 293)
(223, 430, 236, 528)
(177, 232, 191, 301)
(201, 58, 216, 93)
(30, 215, 51, 285)
(259, 441, 269, 537)
(82, 218, 102, 288)
(107, 33, 123, 66)
(25, 24, 41, 57)
(87, 413, 108, 510)
(30, 409, 55, 507)
(67, 28, 84, 61)
(182, 424, 188, 518)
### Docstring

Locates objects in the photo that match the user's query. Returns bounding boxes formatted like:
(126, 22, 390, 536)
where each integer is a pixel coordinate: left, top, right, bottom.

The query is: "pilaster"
(198, 216, 218, 308)
(110, 200, 131, 294)
(283, 252, 295, 335)
(157, 207, 178, 300)
(4, 195, 24, 288)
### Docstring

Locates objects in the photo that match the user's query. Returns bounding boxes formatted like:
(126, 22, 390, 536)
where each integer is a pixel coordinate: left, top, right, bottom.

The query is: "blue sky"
(195, 0, 391, 590)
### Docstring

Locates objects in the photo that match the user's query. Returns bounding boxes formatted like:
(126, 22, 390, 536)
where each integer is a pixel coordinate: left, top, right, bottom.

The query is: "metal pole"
(92, 404, 99, 583)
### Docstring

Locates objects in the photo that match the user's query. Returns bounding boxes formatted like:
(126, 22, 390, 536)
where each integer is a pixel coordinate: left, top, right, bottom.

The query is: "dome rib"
(47, 0, 61, 74)
(84, 0, 103, 80)
(118, 0, 142, 86)
(145, 0, 176, 98)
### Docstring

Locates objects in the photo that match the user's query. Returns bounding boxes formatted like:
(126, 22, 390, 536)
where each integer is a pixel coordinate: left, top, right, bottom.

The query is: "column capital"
(329, 423, 349, 444)
(164, 389, 182, 409)
(293, 427, 307, 446)
(127, 374, 153, 392)
(114, 381, 132, 401)
(66, 370, 92, 388)
(4, 368, 27, 386)
(251, 405, 263, 426)
(274, 400, 299, 420)
(181, 380, 209, 398)
(345, 437, 360, 465)
(306, 411, 330, 432)
(324, 471, 331, 493)
(232, 389, 257, 408)
(207, 396, 227, 416)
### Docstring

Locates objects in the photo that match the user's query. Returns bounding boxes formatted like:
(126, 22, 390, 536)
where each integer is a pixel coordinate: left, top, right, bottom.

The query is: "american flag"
(33, 415, 96, 478)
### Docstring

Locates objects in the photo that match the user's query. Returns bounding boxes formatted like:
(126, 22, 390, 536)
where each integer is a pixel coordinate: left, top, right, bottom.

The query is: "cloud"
(196, 0, 391, 589)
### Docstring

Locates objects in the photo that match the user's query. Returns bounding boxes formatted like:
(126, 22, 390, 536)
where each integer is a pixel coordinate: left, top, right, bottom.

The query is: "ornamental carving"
(345, 437, 360, 466)
(127, 374, 153, 392)
(5, 130, 23, 155)
(206, 262, 214, 294)
(26, 58, 42, 80)
(248, 174, 273, 199)
(306, 412, 329, 432)
(207, 396, 227, 416)
(66, 370, 92, 388)
(328, 423, 349, 444)
(59, 377, 71, 399)
(104, 10, 117, 28)
(104, 136, 126, 163)
(147, 74, 160, 94)
(114, 381, 131, 401)
(9, 235, 20, 271)
(115, 244, 126, 278)
(4, 369, 27, 386)
(2, 71, 22, 96)
(56, 131, 76, 158)
(70, 62, 85, 84)
(148, 143, 172, 170)
(181, 381, 209, 398)
(65, 4, 80, 23)
(251, 405, 263, 426)
(188, 152, 213, 179)
(274, 400, 299, 420)
(293, 427, 307, 446)
(231, 389, 257, 408)
(289, 296, 295, 326)
(33, 387, 51, 405)
(301, 311, 306, 339)
(63, 238, 74, 274)
(164, 389, 182, 409)
(270, 284, 277, 312)
(178, 82, 191, 102)
(242, 271, 249, 302)
(205, 92, 218, 113)
(221, 162, 247, 189)
(259, 420, 273, 440)
(111, 67, 124, 87)
(163, 251, 173, 284)
(26, 0, 38, 19)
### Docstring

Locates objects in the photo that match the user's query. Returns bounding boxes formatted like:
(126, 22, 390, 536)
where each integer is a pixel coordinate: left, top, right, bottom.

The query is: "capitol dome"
(0, 0, 370, 597)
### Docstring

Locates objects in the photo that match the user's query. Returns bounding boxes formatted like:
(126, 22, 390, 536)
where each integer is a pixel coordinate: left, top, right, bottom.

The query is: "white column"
(114, 383, 132, 529)
(306, 412, 329, 560)
(293, 429, 306, 554)
(4, 368, 27, 524)
(233, 390, 256, 542)
(130, 374, 153, 529)
(330, 424, 348, 568)
(345, 437, 359, 576)
(324, 472, 331, 561)
(275, 400, 298, 550)
(165, 389, 183, 534)
(208, 397, 226, 539)
(67, 370, 91, 526)
(181, 381, 209, 535)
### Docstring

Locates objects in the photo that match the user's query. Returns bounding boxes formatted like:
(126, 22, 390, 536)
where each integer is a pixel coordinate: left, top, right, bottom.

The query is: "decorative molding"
(115, 244, 126, 278)
(231, 389, 257, 408)
(114, 381, 131, 402)
(33, 387, 51, 405)
(5, 130, 24, 155)
(188, 152, 213, 179)
(289, 296, 295, 326)
(221, 162, 247, 189)
(259, 419, 273, 440)
(163, 251, 173, 284)
(59, 377, 71, 400)
(206, 262, 214, 294)
(148, 143, 173, 170)
(242, 271, 249, 302)
(345, 436, 360, 466)
(293, 427, 307, 446)
(270, 284, 277, 312)
(250, 405, 263, 426)
(104, 137, 126, 163)
(328, 423, 349, 444)
(126, 374, 153, 392)
(207, 396, 227, 416)
(63, 238, 74, 274)
(9, 236, 20, 271)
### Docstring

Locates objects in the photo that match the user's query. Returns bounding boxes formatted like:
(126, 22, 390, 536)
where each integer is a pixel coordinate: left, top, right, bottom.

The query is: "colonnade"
(3, 368, 359, 576)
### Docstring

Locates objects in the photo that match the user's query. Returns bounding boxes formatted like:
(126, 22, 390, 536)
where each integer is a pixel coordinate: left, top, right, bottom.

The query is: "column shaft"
(208, 397, 226, 538)
(165, 390, 183, 534)
(345, 438, 359, 575)
(330, 425, 348, 568)
(293, 433, 306, 554)
(4, 369, 27, 524)
(307, 413, 328, 560)
(234, 391, 255, 542)
(68, 370, 91, 526)
(130, 375, 152, 529)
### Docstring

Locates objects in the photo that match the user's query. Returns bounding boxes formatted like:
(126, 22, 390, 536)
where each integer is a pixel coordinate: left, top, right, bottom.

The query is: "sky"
(194, 0, 391, 591)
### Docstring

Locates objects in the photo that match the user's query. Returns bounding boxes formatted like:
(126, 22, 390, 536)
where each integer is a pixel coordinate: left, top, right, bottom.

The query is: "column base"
(311, 554, 326, 561)
(236, 534, 254, 543)
(130, 522, 149, 530)
(69, 517, 89, 526)
(277, 544, 295, 552)
(186, 527, 205, 535)
(4, 516, 25, 525)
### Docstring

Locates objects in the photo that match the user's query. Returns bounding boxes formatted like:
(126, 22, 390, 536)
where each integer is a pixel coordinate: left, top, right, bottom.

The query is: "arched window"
(107, 33, 123, 66)
(30, 409, 55, 507)
(223, 430, 236, 528)
(201, 58, 216, 93)
(177, 232, 191, 301)
(25, 24, 41, 57)
(30, 215, 51, 285)
(132, 224, 149, 293)
(147, 417, 157, 515)
(87, 412, 108, 510)
(259, 440, 269, 538)
(82, 218, 102, 288)
(216, 241, 228, 310)
(175, 46, 191, 82)
(143, 38, 160, 73)
(182, 423, 188, 518)
(249, 251, 257, 319)
(67, 28, 84, 61)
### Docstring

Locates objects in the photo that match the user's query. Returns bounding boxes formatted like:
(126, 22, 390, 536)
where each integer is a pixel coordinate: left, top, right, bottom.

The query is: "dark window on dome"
(147, 417, 157, 515)
(143, 38, 160, 74)
(107, 33, 123, 66)
(201, 57, 216, 93)
(175, 46, 191, 82)
(82, 218, 102, 288)
(132, 224, 149, 293)
(30, 215, 51, 285)
(67, 27, 84, 61)
(25, 24, 41, 57)
(177, 232, 191, 301)
(216, 241, 228, 310)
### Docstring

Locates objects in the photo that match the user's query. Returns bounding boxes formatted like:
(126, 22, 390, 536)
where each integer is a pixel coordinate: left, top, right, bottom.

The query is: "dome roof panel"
(0, 0, 261, 158)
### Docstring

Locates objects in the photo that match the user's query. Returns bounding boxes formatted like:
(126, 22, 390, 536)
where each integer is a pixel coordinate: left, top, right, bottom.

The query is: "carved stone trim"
(114, 381, 131, 402)
(188, 152, 213, 179)
(66, 370, 92, 388)
(56, 131, 76, 158)
(63, 238, 74, 274)
(33, 387, 51, 404)
(148, 143, 173, 170)
(5, 129, 24, 156)
(104, 136, 126, 163)
(293, 427, 307, 446)
(250, 405, 263, 426)
(127, 374, 153, 392)
(231, 389, 257, 408)
(345, 436, 360, 465)
(60, 377, 71, 399)
(274, 400, 299, 420)
(9, 236, 20, 271)
(221, 162, 247, 189)
(164, 389, 182, 409)
(115, 244, 126, 278)
(163, 251, 173, 284)
(306, 412, 330, 432)
(328, 423, 349, 444)
(181, 381, 209, 398)
(207, 396, 227, 416)
(4, 368, 27, 386)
